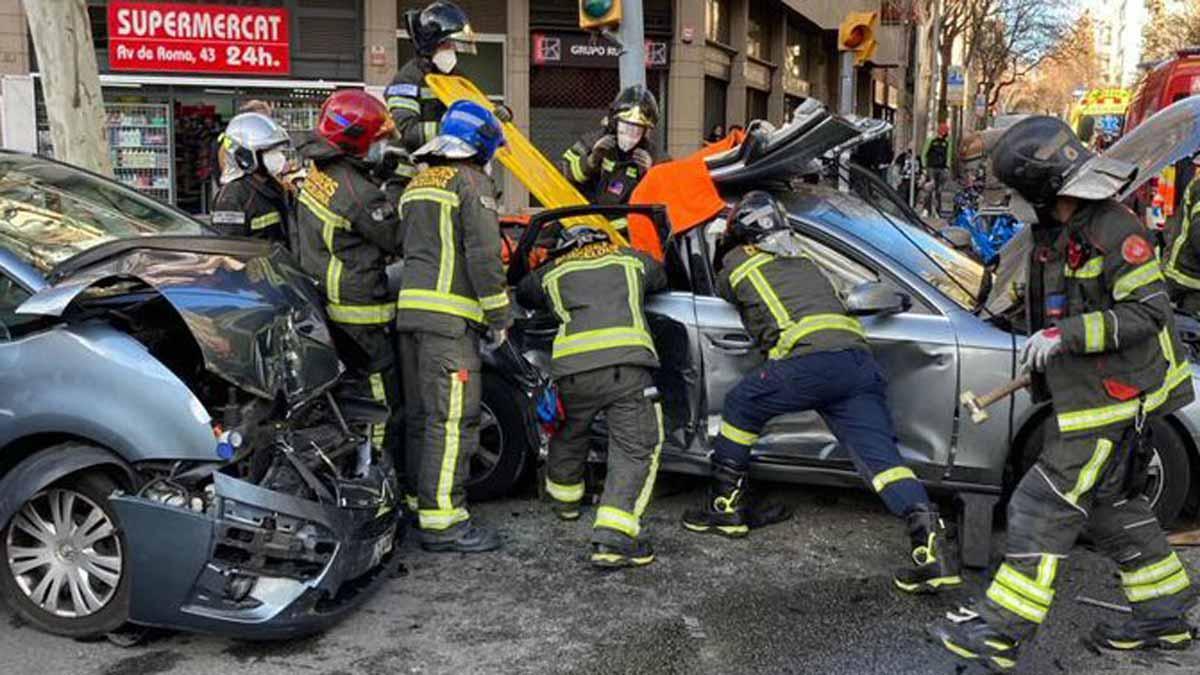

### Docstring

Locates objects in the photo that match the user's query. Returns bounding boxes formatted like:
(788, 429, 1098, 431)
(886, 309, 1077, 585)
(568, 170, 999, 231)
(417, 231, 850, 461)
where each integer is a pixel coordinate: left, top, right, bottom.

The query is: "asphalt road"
(3, 478, 1200, 675)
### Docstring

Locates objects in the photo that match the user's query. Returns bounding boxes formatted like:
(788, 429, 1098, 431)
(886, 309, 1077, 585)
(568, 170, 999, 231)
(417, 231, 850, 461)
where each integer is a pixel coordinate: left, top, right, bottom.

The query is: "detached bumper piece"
(111, 470, 399, 639)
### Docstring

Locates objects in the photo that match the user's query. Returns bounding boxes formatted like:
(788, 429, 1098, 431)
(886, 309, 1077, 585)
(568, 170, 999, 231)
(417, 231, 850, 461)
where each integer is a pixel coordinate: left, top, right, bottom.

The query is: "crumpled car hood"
(17, 237, 342, 403)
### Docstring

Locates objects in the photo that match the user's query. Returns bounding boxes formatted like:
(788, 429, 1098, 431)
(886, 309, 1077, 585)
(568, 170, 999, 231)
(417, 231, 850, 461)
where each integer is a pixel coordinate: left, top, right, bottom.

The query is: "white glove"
(631, 148, 653, 173)
(483, 327, 508, 351)
(1019, 327, 1063, 373)
(589, 134, 617, 169)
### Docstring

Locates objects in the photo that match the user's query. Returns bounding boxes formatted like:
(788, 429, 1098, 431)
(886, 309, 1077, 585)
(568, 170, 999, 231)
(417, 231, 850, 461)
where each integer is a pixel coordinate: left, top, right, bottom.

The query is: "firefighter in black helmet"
(929, 116, 1196, 671)
(560, 85, 662, 226)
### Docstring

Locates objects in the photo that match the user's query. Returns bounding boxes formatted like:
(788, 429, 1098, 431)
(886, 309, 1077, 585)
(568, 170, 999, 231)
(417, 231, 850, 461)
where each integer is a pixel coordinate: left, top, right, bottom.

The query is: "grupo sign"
(532, 32, 669, 69)
(107, 2, 290, 76)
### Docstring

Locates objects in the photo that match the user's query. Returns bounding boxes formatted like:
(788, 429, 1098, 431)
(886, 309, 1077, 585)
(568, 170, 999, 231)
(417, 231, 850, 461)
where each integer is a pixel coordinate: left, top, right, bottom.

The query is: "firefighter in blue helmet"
(681, 191, 962, 594)
(396, 100, 511, 553)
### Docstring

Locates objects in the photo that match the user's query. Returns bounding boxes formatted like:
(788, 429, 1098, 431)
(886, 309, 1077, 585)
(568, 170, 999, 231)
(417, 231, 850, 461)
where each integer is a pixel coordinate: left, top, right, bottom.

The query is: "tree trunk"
(24, 0, 111, 176)
(937, 42, 954, 124)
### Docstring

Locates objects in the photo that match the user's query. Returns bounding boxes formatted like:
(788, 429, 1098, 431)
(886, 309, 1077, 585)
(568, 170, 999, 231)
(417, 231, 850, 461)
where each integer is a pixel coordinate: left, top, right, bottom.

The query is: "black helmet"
(609, 85, 660, 130)
(992, 116, 1093, 208)
(726, 191, 788, 245)
(552, 226, 612, 258)
(406, 1, 476, 57)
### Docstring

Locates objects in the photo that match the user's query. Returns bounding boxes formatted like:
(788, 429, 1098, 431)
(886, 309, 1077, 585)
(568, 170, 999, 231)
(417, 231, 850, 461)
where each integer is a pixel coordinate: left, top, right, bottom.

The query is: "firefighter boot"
(1092, 618, 1195, 651)
(420, 524, 502, 554)
(681, 460, 750, 538)
(590, 539, 656, 569)
(894, 503, 962, 593)
(929, 613, 1022, 673)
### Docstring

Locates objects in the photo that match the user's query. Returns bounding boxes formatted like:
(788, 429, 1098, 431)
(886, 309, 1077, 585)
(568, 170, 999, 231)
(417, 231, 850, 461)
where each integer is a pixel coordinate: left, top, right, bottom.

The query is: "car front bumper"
(110, 470, 400, 639)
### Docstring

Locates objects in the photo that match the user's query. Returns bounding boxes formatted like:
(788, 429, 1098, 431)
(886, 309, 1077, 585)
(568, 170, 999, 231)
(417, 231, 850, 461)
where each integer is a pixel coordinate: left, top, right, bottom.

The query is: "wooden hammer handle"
(974, 374, 1032, 409)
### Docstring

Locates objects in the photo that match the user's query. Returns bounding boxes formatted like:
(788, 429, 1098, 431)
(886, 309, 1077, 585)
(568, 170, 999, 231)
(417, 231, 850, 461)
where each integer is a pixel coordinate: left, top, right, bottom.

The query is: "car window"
(0, 154, 204, 274)
(0, 273, 36, 340)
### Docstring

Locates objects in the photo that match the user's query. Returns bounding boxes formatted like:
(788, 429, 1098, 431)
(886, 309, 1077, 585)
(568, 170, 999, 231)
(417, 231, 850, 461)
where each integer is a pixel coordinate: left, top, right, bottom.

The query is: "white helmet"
(219, 113, 290, 184)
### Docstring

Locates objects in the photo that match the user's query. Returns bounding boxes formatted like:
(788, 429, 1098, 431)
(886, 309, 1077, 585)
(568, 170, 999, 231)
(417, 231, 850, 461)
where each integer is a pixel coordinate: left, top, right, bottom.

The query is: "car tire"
(1016, 416, 1192, 527)
(0, 467, 130, 638)
(467, 376, 534, 502)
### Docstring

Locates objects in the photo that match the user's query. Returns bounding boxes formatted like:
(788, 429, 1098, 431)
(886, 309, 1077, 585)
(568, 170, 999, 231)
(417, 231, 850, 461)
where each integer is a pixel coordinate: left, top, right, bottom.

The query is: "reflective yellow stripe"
(400, 187, 460, 208)
(300, 190, 351, 229)
(1125, 569, 1192, 603)
(422, 121, 439, 141)
(1160, 326, 1179, 368)
(1113, 260, 1165, 300)
(1036, 555, 1060, 588)
(1121, 552, 1184, 587)
(729, 252, 774, 288)
(634, 402, 664, 517)
(987, 582, 1048, 624)
(545, 479, 584, 503)
(601, 158, 616, 172)
(871, 466, 917, 492)
(1063, 438, 1113, 505)
(250, 211, 282, 230)
(1057, 359, 1192, 433)
(552, 327, 655, 359)
(1082, 312, 1106, 354)
(564, 149, 587, 183)
(326, 302, 397, 325)
(1166, 265, 1200, 289)
(479, 291, 510, 311)
(594, 505, 640, 538)
(397, 289, 484, 322)
(1167, 200, 1200, 287)
(1063, 257, 1104, 279)
(719, 421, 759, 446)
(995, 563, 1055, 606)
(770, 314, 866, 360)
(435, 371, 465, 512)
(543, 256, 645, 284)
(301, 191, 350, 305)
(387, 97, 421, 113)
(747, 269, 791, 331)
(419, 507, 470, 531)
(623, 262, 645, 332)
(369, 372, 387, 447)
(437, 203, 455, 293)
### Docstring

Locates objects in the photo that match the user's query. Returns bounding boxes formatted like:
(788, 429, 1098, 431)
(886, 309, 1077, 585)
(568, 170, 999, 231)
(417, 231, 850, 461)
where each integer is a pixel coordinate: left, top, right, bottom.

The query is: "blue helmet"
(412, 100, 506, 164)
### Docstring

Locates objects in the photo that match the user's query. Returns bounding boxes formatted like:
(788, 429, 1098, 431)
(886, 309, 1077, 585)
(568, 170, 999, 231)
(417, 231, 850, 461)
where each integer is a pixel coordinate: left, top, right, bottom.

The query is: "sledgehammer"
(961, 374, 1032, 424)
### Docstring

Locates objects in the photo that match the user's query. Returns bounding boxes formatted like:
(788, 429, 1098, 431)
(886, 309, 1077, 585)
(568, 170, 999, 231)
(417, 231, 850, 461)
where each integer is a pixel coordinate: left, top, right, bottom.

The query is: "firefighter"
(1164, 153, 1200, 314)
(680, 191, 962, 594)
(386, 1, 492, 189)
(515, 226, 668, 568)
(560, 85, 661, 224)
(930, 117, 1196, 671)
(211, 112, 292, 243)
(295, 90, 404, 473)
(396, 100, 511, 553)
(923, 122, 951, 215)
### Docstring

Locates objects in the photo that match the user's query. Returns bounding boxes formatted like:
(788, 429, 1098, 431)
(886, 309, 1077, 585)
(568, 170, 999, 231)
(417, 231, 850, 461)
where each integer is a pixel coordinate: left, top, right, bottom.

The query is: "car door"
(694, 223, 959, 474)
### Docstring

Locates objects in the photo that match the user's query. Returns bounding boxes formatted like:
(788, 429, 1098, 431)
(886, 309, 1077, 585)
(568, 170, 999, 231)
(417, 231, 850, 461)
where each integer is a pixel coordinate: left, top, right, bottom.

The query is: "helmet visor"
(615, 105, 654, 128)
(447, 24, 477, 54)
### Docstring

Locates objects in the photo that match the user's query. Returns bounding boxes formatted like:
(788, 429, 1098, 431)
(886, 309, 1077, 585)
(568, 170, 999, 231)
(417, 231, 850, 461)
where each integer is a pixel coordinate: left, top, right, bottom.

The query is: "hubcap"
(470, 402, 505, 484)
(1144, 448, 1165, 509)
(6, 488, 122, 618)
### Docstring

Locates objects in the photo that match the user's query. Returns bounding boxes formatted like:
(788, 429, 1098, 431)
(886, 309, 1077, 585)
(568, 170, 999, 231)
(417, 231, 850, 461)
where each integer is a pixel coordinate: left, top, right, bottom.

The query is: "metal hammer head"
(960, 391, 989, 424)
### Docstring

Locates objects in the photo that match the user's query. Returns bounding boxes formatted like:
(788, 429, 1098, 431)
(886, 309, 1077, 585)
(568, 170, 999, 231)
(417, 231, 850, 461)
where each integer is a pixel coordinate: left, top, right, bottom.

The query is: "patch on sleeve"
(1121, 235, 1152, 264)
(385, 83, 419, 97)
(479, 195, 498, 211)
(211, 211, 246, 225)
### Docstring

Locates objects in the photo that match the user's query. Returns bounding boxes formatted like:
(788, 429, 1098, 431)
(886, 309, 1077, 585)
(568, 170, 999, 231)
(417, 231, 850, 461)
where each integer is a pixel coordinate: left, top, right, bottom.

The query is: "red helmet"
(316, 89, 395, 157)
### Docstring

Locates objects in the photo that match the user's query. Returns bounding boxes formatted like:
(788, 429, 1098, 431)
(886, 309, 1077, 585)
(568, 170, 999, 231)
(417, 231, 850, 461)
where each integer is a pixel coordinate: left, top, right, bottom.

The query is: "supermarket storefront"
(32, 0, 364, 214)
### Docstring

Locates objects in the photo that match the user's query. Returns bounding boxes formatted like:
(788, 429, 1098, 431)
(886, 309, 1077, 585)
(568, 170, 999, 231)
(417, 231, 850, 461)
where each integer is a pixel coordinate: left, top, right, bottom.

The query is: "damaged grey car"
(0, 152, 399, 639)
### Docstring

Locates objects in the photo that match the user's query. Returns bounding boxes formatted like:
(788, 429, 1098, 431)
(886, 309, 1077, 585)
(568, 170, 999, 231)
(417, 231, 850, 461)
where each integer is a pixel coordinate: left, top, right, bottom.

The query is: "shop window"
(396, 34, 506, 99)
(706, 0, 731, 45)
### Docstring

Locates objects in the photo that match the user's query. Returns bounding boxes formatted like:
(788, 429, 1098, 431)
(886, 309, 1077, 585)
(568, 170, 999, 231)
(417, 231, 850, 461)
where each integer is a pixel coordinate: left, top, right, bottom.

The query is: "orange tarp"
(627, 131, 746, 260)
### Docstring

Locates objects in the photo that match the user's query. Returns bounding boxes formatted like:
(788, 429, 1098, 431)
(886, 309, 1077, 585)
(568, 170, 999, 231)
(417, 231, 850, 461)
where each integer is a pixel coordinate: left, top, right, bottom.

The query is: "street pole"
(617, 0, 646, 88)
(838, 52, 856, 117)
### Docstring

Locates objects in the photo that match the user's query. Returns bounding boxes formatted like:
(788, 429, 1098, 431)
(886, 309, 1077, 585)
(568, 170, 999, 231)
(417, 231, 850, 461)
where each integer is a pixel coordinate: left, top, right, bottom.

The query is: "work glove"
(1018, 327, 1062, 373)
(588, 134, 617, 170)
(493, 104, 514, 124)
(483, 326, 508, 352)
(631, 148, 653, 173)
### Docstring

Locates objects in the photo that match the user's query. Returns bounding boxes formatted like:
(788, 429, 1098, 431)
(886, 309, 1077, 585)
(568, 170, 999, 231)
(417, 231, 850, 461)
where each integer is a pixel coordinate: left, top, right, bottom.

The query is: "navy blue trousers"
(713, 348, 929, 516)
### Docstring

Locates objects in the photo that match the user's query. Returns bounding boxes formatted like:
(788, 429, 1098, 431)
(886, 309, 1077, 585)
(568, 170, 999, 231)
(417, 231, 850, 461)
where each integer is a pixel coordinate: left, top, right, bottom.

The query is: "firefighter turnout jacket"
(1029, 199, 1193, 438)
(396, 162, 512, 335)
(516, 241, 667, 377)
(561, 129, 660, 207)
(295, 136, 402, 328)
(717, 245, 867, 360)
(211, 173, 290, 243)
(1165, 175, 1200, 313)
(385, 58, 449, 181)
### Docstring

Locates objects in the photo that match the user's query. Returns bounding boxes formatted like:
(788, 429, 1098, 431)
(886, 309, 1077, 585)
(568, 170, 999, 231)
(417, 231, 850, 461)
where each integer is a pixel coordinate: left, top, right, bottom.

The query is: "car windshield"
(0, 153, 204, 275)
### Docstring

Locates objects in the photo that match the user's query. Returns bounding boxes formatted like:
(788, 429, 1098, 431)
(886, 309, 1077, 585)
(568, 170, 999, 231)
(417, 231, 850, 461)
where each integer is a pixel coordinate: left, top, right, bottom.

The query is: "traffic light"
(580, 0, 622, 31)
(839, 11, 878, 67)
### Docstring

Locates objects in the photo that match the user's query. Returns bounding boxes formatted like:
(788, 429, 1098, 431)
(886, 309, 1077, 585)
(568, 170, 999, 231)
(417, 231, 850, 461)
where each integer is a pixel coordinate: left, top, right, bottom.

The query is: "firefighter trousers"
(979, 420, 1196, 641)
(334, 324, 402, 466)
(545, 366, 663, 547)
(713, 348, 929, 516)
(398, 328, 482, 539)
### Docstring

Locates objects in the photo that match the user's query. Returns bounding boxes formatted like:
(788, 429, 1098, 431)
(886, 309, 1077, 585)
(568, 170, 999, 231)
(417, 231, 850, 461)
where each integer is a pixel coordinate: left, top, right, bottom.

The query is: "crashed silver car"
(493, 98, 1200, 566)
(0, 152, 398, 638)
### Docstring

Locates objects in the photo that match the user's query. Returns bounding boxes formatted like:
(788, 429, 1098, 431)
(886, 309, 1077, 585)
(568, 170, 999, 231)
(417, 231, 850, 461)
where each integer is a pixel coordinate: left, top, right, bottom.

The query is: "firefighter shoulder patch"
(211, 211, 246, 225)
(1121, 235, 1152, 264)
(409, 165, 457, 190)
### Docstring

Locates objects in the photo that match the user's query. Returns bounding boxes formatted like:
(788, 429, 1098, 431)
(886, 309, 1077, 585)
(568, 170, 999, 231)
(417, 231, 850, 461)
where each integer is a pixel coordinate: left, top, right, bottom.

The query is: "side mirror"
(845, 282, 911, 317)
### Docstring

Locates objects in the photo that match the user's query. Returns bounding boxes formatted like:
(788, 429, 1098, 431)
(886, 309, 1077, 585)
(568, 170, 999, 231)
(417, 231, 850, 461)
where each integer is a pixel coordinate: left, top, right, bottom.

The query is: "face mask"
(262, 149, 288, 176)
(432, 47, 457, 74)
(616, 121, 645, 153)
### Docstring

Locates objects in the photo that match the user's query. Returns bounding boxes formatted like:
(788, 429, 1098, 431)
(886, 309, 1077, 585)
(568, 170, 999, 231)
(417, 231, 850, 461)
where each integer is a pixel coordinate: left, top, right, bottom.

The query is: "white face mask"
(432, 47, 458, 74)
(616, 121, 645, 153)
(262, 149, 288, 176)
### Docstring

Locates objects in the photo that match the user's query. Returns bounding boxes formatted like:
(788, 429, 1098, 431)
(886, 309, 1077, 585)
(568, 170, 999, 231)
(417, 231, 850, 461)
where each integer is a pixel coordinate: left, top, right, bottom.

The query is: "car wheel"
(1016, 417, 1191, 527)
(467, 376, 534, 502)
(0, 470, 130, 638)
